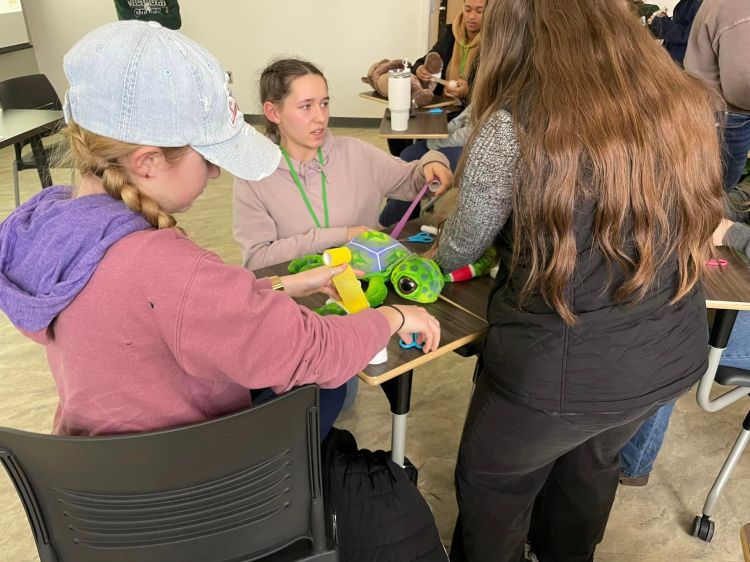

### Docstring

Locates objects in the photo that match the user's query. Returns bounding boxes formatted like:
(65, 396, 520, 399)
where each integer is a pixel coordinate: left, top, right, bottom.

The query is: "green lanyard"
(280, 146, 329, 229)
(459, 41, 471, 77)
(458, 41, 469, 78)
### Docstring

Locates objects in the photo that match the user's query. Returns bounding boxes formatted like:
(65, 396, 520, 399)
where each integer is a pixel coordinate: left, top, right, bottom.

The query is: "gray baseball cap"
(62, 20, 280, 181)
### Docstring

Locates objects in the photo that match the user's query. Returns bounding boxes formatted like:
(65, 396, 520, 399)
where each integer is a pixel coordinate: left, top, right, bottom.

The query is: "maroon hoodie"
(26, 226, 389, 435)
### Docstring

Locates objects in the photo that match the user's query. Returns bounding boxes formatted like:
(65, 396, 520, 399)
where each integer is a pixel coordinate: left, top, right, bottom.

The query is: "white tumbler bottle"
(388, 66, 411, 132)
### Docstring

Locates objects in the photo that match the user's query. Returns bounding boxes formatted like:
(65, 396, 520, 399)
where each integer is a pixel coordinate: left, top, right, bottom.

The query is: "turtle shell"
(346, 231, 409, 276)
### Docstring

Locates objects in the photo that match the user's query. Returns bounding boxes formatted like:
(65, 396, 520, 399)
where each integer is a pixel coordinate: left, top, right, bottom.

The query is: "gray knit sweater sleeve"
(435, 109, 518, 271)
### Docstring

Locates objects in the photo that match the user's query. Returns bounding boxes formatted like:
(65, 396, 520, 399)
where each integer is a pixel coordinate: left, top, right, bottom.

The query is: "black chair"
(0, 385, 337, 561)
(691, 310, 750, 543)
(0, 74, 63, 207)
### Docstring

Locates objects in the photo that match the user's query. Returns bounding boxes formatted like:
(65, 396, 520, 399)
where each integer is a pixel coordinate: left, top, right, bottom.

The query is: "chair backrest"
(0, 74, 62, 111)
(0, 385, 330, 562)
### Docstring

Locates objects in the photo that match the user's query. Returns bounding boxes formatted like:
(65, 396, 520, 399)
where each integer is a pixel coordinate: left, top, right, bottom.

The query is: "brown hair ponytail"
(462, 0, 723, 324)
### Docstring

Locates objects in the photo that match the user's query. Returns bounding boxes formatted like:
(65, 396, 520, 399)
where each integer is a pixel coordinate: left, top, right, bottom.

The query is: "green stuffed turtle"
(288, 230, 496, 315)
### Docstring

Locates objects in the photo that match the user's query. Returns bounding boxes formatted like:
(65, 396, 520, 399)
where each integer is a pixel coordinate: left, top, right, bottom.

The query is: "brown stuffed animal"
(361, 52, 443, 107)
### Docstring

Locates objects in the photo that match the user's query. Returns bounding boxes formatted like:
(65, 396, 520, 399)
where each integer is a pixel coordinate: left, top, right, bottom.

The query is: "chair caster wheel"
(691, 514, 715, 542)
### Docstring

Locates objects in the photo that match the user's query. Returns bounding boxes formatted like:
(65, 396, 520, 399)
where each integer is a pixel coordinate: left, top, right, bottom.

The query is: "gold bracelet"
(268, 275, 284, 291)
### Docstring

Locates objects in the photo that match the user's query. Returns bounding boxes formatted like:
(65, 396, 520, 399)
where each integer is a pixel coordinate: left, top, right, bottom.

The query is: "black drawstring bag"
(321, 427, 448, 561)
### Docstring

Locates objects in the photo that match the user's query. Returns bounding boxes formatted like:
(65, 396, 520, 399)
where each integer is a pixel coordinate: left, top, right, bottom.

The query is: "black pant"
(450, 375, 661, 562)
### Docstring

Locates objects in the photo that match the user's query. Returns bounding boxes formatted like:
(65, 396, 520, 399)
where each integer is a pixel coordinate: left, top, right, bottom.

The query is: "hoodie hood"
(0, 186, 151, 332)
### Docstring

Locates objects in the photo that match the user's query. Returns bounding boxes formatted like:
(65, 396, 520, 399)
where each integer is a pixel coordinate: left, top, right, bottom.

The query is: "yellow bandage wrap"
(323, 247, 370, 314)
(322, 247, 352, 267)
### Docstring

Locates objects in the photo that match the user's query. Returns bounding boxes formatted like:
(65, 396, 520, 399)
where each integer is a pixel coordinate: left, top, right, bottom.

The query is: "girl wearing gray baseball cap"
(0, 21, 440, 438)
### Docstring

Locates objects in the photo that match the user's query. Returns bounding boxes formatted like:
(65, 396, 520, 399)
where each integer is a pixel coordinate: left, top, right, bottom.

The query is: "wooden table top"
(360, 90, 461, 110)
(703, 248, 750, 310)
(254, 248, 488, 386)
(431, 241, 750, 320)
(0, 109, 63, 149)
(378, 108, 449, 140)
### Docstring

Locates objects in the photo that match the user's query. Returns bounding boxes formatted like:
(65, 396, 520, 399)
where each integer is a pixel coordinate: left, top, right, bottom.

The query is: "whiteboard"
(0, 0, 29, 48)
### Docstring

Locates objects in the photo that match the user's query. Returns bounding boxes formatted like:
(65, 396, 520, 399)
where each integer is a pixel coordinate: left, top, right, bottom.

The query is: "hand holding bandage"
(323, 247, 370, 314)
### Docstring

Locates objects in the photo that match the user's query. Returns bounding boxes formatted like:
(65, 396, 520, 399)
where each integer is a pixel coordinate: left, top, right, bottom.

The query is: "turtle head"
(391, 255, 445, 303)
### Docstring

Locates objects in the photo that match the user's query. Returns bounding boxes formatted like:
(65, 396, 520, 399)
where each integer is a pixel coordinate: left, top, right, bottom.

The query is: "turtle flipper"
(313, 301, 348, 316)
(364, 276, 389, 308)
(288, 254, 324, 274)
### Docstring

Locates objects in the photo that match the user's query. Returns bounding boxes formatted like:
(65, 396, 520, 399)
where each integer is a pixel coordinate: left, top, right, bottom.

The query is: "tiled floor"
(0, 128, 747, 561)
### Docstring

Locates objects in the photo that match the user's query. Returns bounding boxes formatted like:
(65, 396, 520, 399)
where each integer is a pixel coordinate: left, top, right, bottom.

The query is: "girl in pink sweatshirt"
(0, 22, 441, 438)
(232, 58, 454, 270)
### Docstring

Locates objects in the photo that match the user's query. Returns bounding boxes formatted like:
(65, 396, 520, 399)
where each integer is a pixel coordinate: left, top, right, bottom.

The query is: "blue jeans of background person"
(252, 383, 347, 440)
(341, 376, 359, 410)
(378, 142, 464, 227)
(400, 141, 463, 171)
(619, 311, 750, 478)
(719, 311, 750, 370)
(722, 112, 750, 191)
(620, 401, 676, 479)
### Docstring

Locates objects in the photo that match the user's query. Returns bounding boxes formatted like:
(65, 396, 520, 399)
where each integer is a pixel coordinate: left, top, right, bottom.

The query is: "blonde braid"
(61, 122, 181, 229)
(102, 168, 176, 229)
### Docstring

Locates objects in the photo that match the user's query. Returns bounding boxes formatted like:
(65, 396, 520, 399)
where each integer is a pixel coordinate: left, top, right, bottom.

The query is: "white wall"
(21, 0, 432, 119)
(0, 47, 38, 82)
(0, 7, 28, 48)
(660, 0, 680, 15)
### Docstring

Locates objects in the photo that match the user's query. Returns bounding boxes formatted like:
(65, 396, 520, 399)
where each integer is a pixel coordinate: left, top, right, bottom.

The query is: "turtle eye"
(397, 276, 418, 295)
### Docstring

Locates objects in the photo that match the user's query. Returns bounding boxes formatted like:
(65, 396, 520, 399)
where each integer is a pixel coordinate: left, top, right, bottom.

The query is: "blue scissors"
(403, 232, 434, 244)
(399, 333, 424, 350)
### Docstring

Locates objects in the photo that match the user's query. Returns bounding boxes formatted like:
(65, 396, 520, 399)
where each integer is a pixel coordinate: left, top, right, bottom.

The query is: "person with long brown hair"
(433, 0, 724, 560)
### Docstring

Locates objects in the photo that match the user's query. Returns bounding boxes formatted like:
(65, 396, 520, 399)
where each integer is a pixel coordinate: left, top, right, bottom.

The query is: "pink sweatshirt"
(232, 131, 449, 270)
(25, 228, 390, 436)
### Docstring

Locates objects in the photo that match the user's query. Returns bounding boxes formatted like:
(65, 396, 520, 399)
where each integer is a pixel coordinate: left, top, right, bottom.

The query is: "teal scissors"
(402, 232, 434, 244)
(399, 333, 424, 350)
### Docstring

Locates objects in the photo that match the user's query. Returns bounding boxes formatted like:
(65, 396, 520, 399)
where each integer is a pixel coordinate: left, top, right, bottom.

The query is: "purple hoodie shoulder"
(0, 186, 151, 332)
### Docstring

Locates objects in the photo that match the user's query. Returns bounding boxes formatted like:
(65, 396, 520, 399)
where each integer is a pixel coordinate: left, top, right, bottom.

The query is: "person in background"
(413, 0, 485, 103)
(712, 183, 750, 369)
(685, 0, 750, 191)
(0, 21, 441, 440)
(647, 0, 703, 65)
(434, 0, 723, 559)
(386, 0, 485, 158)
(232, 58, 452, 272)
(114, 0, 182, 29)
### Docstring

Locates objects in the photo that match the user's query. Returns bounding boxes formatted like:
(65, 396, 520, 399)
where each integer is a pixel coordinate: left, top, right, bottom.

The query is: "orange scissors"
(706, 258, 728, 267)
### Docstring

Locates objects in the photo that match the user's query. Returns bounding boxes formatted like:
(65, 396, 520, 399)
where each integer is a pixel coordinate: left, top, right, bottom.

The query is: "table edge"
(358, 327, 487, 385)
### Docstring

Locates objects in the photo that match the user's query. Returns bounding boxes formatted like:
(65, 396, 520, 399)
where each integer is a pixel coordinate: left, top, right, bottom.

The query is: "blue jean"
(341, 376, 359, 410)
(619, 311, 750, 477)
(719, 311, 750, 370)
(722, 112, 750, 192)
(400, 141, 463, 171)
(252, 383, 347, 440)
(619, 401, 676, 478)
(378, 142, 464, 227)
